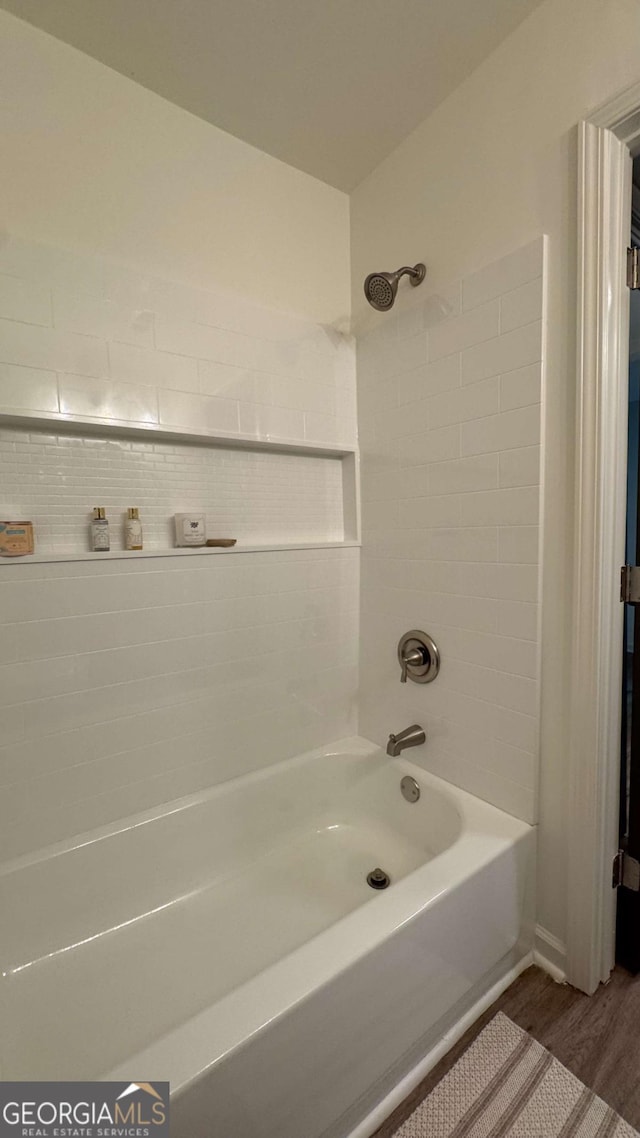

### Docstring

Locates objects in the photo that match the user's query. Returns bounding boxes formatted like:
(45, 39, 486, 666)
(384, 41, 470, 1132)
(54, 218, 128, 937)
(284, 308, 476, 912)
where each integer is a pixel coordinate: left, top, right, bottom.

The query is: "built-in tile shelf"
(0, 409, 357, 460)
(0, 541, 360, 567)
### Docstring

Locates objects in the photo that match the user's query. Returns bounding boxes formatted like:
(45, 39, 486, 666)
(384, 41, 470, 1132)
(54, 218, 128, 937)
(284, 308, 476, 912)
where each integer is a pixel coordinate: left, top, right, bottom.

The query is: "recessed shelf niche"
(0, 416, 359, 563)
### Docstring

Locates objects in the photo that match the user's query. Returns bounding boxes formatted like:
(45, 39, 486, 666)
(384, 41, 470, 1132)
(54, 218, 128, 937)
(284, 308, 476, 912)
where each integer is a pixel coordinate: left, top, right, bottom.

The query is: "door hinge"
(628, 246, 640, 289)
(613, 849, 640, 890)
(621, 564, 640, 603)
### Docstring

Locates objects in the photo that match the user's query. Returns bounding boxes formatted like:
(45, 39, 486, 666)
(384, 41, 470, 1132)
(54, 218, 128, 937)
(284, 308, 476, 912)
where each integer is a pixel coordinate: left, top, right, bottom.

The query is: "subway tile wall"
(0, 548, 359, 862)
(0, 236, 358, 862)
(0, 236, 356, 447)
(0, 427, 345, 553)
(0, 232, 545, 853)
(357, 238, 545, 824)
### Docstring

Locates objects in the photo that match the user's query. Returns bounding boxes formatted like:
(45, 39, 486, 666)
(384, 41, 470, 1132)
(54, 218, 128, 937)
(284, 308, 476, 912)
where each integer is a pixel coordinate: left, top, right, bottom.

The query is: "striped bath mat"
(392, 1012, 638, 1137)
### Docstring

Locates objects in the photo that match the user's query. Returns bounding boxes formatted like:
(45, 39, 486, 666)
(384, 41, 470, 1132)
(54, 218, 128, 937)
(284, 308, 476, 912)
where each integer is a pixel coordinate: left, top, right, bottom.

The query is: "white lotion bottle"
(124, 507, 143, 551)
(91, 507, 110, 552)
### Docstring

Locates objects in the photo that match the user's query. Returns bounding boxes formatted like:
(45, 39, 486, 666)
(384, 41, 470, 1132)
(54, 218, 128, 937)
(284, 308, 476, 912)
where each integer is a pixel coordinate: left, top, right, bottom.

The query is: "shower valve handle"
(400, 646, 426, 683)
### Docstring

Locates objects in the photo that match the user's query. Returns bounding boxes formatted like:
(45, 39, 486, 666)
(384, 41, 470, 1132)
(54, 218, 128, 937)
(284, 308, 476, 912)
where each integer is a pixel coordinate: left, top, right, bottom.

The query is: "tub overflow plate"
(401, 775, 420, 803)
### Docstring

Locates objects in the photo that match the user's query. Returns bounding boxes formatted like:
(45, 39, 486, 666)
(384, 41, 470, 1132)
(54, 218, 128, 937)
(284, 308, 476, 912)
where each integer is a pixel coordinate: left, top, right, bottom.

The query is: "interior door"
(618, 372, 640, 970)
(617, 169, 640, 969)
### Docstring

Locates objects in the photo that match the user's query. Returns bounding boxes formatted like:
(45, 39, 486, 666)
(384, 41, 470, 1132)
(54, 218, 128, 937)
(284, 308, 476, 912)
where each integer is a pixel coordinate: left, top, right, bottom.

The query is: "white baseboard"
(346, 951, 533, 1138)
(533, 924, 567, 983)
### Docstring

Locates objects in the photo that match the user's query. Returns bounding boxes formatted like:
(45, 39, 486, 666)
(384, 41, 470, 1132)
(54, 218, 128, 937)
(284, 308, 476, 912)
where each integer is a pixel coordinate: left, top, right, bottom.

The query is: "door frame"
(567, 83, 640, 993)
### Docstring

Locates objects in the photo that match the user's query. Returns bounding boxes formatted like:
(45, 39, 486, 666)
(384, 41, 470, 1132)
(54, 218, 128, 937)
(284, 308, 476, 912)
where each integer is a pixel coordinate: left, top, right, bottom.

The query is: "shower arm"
(397, 266, 425, 285)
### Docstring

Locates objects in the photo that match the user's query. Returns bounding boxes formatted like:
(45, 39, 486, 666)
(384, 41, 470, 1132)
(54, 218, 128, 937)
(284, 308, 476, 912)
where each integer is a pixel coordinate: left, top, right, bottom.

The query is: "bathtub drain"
(366, 867, 391, 890)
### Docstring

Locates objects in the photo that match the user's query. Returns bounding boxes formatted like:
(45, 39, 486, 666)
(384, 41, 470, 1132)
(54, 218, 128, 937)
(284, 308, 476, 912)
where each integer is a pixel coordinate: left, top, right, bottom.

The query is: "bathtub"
(0, 736, 534, 1138)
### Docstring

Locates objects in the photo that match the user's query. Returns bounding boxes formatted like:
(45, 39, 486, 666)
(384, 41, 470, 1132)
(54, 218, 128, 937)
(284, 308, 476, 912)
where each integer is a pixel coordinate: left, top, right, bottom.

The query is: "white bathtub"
(0, 736, 534, 1137)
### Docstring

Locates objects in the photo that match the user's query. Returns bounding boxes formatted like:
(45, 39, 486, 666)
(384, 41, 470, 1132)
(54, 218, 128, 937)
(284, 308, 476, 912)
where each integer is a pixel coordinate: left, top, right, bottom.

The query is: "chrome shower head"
(364, 263, 426, 311)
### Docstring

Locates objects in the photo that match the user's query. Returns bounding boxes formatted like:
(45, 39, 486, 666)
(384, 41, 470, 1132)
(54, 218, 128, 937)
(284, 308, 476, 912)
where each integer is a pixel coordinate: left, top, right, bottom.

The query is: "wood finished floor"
(373, 965, 640, 1137)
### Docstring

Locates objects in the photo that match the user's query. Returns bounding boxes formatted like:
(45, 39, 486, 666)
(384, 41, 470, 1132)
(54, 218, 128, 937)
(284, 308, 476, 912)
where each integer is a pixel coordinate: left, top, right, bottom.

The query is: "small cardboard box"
(0, 521, 35, 556)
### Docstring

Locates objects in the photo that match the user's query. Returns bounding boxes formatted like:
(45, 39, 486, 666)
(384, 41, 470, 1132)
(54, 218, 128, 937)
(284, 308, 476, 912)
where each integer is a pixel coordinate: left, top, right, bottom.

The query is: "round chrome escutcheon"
(397, 630, 440, 684)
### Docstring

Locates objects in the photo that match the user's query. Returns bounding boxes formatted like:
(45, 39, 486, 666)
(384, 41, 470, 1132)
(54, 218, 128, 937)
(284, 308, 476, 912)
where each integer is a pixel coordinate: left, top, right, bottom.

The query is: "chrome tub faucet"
(386, 724, 426, 757)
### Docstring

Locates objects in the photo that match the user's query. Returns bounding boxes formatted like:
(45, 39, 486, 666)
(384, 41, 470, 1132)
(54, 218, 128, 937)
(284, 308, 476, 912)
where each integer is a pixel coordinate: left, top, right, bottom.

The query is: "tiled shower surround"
(358, 238, 545, 824)
(0, 235, 545, 861)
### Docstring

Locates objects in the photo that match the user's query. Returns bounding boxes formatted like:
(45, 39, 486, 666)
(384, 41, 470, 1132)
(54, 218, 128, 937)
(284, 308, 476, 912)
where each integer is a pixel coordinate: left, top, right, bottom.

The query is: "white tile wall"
(0, 231, 546, 849)
(0, 236, 358, 861)
(0, 237, 356, 448)
(357, 237, 545, 824)
(0, 426, 345, 553)
(0, 548, 359, 862)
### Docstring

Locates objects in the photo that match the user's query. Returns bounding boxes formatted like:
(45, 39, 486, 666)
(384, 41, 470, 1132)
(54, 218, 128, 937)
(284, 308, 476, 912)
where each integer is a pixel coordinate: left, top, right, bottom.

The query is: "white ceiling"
(1, 0, 545, 191)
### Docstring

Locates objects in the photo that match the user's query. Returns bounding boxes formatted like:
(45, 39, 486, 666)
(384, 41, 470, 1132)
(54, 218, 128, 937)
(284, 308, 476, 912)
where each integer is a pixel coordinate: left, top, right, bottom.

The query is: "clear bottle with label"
(124, 507, 143, 551)
(91, 507, 110, 552)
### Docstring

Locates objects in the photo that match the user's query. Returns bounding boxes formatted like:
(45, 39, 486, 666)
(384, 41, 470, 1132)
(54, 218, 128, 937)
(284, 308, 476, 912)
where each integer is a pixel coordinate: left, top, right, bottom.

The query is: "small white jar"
(174, 513, 206, 547)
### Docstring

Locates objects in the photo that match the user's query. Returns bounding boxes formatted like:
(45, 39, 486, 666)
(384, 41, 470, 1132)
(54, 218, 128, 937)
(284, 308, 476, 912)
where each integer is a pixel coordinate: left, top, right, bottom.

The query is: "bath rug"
(391, 1011, 638, 1137)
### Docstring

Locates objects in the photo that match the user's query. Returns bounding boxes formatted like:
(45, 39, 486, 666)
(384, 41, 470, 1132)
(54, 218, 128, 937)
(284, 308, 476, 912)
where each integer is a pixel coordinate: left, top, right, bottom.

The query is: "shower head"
(364, 263, 426, 311)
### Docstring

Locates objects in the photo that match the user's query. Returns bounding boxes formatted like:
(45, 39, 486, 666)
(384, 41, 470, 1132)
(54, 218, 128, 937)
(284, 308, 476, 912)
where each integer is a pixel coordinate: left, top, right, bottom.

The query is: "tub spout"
(386, 724, 426, 757)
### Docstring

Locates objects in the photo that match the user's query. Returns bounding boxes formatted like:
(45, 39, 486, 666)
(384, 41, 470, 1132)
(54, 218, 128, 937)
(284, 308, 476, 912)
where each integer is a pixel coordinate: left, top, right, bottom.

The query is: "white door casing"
(567, 87, 640, 993)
